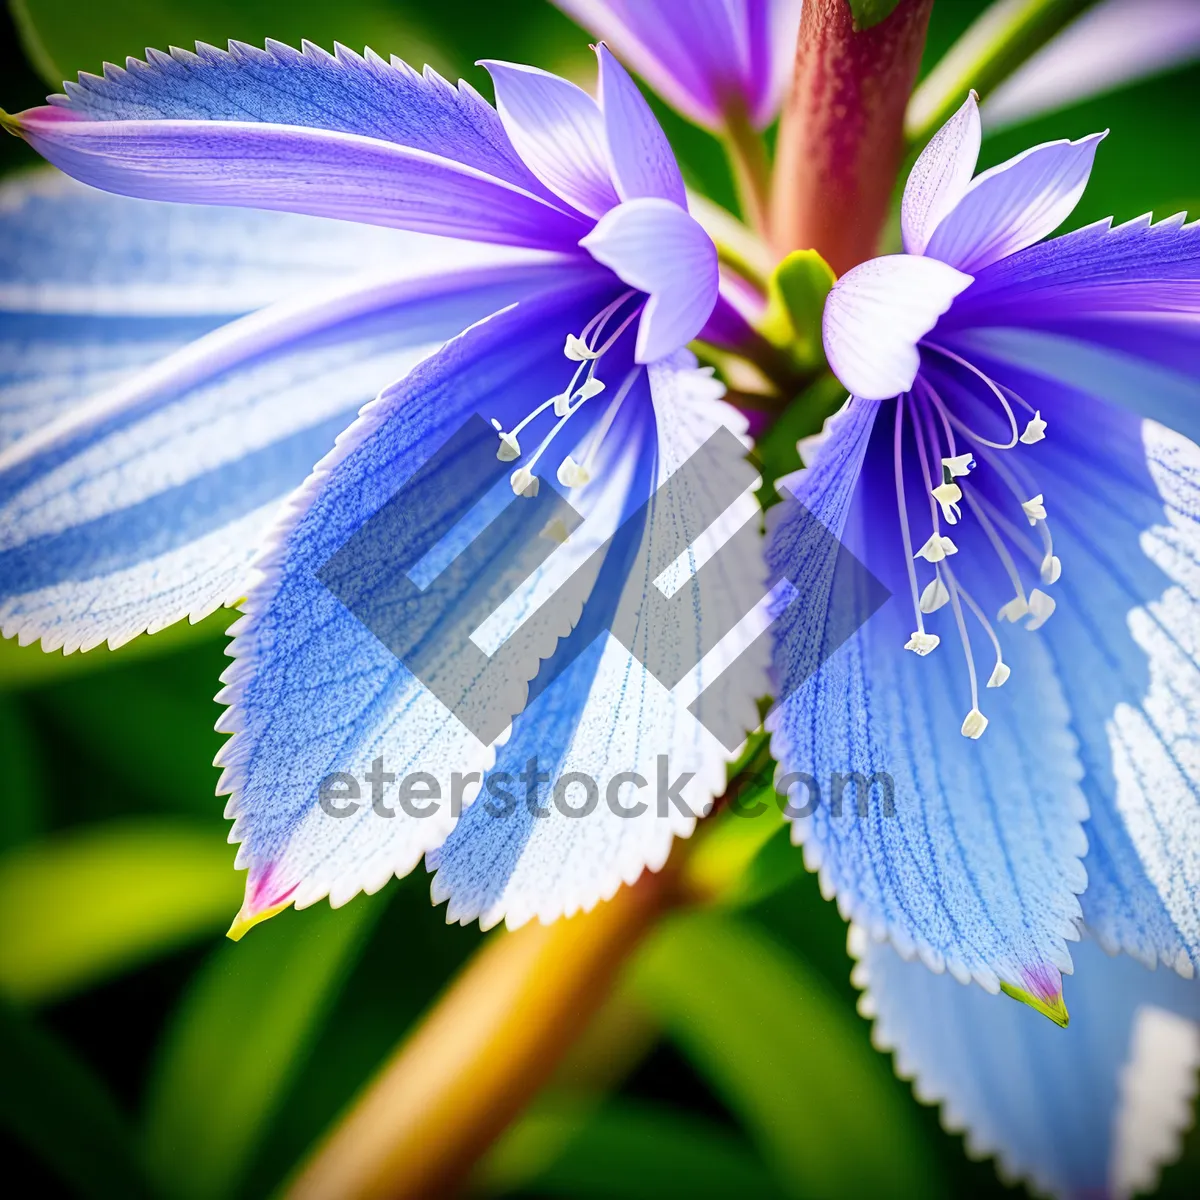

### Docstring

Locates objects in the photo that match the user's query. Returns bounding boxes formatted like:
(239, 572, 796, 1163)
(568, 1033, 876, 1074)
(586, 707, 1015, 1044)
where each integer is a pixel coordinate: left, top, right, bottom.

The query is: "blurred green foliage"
(2, 0, 1199, 1197)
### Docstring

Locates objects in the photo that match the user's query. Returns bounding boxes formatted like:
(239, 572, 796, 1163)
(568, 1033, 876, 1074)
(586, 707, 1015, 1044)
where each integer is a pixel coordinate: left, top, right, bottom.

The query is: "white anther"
(1041, 554, 1061, 584)
(997, 596, 1029, 623)
(552, 391, 573, 418)
(942, 453, 975, 479)
(961, 708, 989, 739)
(932, 481, 963, 525)
(987, 661, 1011, 688)
(915, 533, 958, 562)
(510, 466, 539, 497)
(556, 456, 591, 488)
(563, 333, 598, 361)
(919, 576, 950, 613)
(540, 516, 570, 544)
(1020, 411, 1047, 444)
(904, 631, 941, 655)
(1021, 494, 1047, 524)
(495, 431, 521, 461)
(576, 375, 605, 401)
(1024, 588, 1056, 630)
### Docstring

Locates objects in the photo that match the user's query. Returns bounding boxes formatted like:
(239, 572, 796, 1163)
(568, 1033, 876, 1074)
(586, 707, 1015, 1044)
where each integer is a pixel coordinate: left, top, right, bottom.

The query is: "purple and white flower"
(1, 40, 765, 933)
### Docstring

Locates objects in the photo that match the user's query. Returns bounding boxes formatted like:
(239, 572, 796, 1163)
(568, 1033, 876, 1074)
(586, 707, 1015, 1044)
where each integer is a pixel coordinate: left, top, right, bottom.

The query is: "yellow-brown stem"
(722, 102, 772, 239)
(284, 865, 678, 1200)
(770, 0, 934, 274)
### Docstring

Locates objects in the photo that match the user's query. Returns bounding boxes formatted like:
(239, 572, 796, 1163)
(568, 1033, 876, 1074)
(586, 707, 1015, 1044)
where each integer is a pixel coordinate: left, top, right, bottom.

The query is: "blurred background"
(2, 2, 1200, 1197)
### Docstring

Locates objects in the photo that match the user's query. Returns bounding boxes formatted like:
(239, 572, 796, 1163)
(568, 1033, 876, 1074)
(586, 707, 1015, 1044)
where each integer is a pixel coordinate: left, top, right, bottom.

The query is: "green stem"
(721, 102, 772, 240)
(905, 0, 1101, 152)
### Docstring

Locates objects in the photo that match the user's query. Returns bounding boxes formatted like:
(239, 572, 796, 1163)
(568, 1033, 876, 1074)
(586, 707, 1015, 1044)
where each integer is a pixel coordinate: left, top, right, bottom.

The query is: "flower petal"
(901, 92, 981, 257)
(0, 170, 478, 447)
(767, 400, 1089, 996)
(14, 106, 588, 251)
(0, 253, 566, 653)
(480, 60, 620, 219)
(924, 132, 1107, 274)
(553, 0, 802, 131)
(48, 39, 550, 197)
(822, 255, 974, 401)
(854, 930, 1200, 1200)
(429, 352, 765, 928)
(982, 0, 1200, 132)
(938, 340, 1200, 975)
(581, 197, 719, 362)
(218, 272, 648, 922)
(595, 43, 687, 208)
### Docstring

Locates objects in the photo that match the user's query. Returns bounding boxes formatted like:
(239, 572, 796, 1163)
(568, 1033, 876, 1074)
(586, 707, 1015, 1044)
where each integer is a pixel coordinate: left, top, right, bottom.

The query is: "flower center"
(896, 343, 1060, 740)
(490, 291, 644, 499)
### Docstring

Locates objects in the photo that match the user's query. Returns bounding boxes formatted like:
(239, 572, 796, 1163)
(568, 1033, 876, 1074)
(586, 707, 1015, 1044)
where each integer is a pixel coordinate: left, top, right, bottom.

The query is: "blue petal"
(54, 39, 551, 200)
(855, 932, 1200, 1199)
(218, 270, 626, 921)
(0, 248, 563, 652)
(0, 170, 486, 447)
(481, 60, 619, 219)
(947, 344, 1200, 974)
(595, 44, 687, 208)
(430, 353, 764, 928)
(767, 399, 1089, 995)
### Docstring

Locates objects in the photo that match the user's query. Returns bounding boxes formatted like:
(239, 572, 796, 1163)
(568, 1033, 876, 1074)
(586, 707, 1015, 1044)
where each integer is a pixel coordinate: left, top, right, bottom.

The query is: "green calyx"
(1000, 980, 1070, 1027)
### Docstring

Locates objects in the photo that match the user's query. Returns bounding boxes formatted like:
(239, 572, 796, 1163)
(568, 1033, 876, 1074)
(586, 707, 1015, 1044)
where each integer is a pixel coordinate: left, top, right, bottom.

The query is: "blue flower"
(771, 89, 1200, 1014)
(1, 41, 766, 932)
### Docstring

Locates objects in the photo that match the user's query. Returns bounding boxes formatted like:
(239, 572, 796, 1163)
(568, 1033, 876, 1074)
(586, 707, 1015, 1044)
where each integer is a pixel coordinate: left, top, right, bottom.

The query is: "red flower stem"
(770, 0, 935, 275)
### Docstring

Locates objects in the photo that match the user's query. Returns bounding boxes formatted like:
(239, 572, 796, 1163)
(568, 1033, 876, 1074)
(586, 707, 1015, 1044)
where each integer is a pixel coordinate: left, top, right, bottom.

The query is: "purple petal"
(554, 0, 801, 130)
(15, 107, 590, 251)
(49, 39, 551, 200)
(925, 131, 1107, 274)
(595, 44, 687, 208)
(901, 92, 981, 256)
(480, 60, 619, 219)
(581, 197, 718, 362)
(983, 0, 1200, 131)
(822, 255, 973, 400)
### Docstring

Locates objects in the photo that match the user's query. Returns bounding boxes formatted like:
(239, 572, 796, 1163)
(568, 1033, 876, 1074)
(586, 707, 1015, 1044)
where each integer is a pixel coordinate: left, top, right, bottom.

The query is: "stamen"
(491, 418, 521, 462)
(919, 574, 950, 613)
(510, 466, 539, 497)
(1020, 411, 1048, 444)
(960, 491, 1029, 615)
(1042, 554, 1062, 584)
(943, 452, 975, 478)
(921, 345, 1019, 449)
(556, 456, 591, 488)
(945, 573, 984, 737)
(915, 533, 958, 562)
(894, 398, 929, 646)
(1021, 494, 1047, 524)
(905, 631, 941, 655)
(947, 568, 1010, 689)
(961, 709, 989, 738)
(1025, 588, 1056, 631)
(932, 480, 963, 524)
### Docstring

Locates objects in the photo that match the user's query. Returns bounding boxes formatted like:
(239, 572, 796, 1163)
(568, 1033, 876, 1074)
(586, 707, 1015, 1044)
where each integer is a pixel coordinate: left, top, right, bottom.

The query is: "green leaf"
(0, 819, 242, 1004)
(848, 0, 905, 32)
(481, 1096, 791, 1200)
(141, 895, 383, 1200)
(11, 0, 448, 85)
(0, 608, 231, 692)
(632, 911, 945, 1199)
(760, 250, 837, 371)
(0, 998, 153, 1197)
